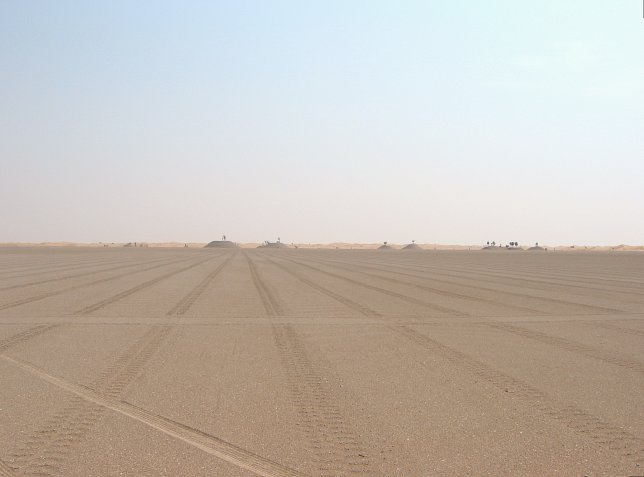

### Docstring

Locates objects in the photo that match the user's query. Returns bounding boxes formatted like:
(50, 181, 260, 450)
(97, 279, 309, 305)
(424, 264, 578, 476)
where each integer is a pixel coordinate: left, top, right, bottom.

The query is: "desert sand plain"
(0, 246, 642, 476)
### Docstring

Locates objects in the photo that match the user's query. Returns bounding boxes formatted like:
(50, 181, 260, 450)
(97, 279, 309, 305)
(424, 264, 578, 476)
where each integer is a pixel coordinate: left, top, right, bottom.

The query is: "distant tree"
(384, 241, 388, 245)
(515, 241, 518, 247)
(535, 242, 538, 246)
(412, 240, 415, 243)
(487, 241, 490, 246)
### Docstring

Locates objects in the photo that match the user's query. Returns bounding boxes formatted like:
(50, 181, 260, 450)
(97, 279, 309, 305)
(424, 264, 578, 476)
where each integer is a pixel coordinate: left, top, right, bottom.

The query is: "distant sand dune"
(1, 242, 642, 251)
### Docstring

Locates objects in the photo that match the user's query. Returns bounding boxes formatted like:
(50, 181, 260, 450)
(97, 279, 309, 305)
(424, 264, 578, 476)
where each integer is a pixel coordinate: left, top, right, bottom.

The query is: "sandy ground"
(0, 247, 642, 476)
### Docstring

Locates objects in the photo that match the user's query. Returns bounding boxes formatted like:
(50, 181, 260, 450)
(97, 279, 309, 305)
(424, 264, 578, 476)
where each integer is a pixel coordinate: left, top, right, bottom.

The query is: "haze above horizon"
(1, 1, 643, 245)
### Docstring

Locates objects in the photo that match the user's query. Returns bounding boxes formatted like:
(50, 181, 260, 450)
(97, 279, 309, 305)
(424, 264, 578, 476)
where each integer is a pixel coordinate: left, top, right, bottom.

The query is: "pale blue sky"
(1, 1, 642, 245)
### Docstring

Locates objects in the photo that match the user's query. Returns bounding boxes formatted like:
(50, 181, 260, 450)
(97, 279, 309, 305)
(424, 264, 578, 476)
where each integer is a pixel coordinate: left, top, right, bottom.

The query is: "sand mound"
(257, 242, 290, 249)
(528, 246, 545, 251)
(378, 244, 394, 250)
(402, 243, 422, 250)
(205, 241, 239, 248)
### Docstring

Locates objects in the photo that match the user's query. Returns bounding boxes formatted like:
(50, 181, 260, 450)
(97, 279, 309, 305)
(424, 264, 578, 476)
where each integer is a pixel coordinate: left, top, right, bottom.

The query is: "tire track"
(264, 257, 384, 320)
(392, 325, 644, 465)
(246, 254, 283, 317)
(0, 459, 14, 477)
(99, 326, 173, 398)
(2, 355, 306, 477)
(483, 322, 644, 374)
(375, 259, 644, 298)
(75, 257, 212, 315)
(272, 325, 371, 476)
(0, 324, 60, 353)
(0, 256, 132, 280)
(167, 252, 236, 315)
(297, 256, 543, 315)
(0, 325, 60, 476)
(7, 254, 237, 476)
(260, 256, 644, 384)
(265, 257, 644, 466)
(246, 254, 372, 476)
(8, 326, 173, 476)
(447, 261, 644, 288)
(0, 256, 192, 312)
(308, 257, 624, 314)
(0, 255, 178, 293)
(590, 321, 644, 338)
(419, 264, 644, 302)
(279, 257, 465, 317)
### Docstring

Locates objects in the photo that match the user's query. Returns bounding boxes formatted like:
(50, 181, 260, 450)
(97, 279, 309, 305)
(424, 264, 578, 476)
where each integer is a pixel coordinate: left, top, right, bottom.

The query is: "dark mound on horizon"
(378, 244, 394, 250)
(205, 241, 239, 248)
(402, 243, 422, 250)
(257, 242, 290, 249)
(528, 246, 545, 251)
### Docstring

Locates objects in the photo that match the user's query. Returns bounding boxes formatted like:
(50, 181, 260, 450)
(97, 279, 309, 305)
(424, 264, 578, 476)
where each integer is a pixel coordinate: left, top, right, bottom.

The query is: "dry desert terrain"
(0, 247, 642, 476)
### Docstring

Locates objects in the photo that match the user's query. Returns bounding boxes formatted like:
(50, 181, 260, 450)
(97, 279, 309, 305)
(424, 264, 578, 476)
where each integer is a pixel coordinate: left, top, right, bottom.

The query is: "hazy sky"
(1, 1, 643, 245)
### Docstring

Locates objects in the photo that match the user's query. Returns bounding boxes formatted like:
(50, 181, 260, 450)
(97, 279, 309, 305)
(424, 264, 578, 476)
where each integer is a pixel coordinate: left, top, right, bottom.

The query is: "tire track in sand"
(0, 459, 14, 477)
(5, 259, 300, 477)
(268, 258, 644, 467)
(0, 325, 59, 353)
(302, 256, 623, 315)
(393, 325, 644, 465)
(264, 256, 384, 320)
(6, 257, 209, 475)
(344, 258, 628, 313)
(0, 325, 61, 476)
(167, 252, 236, 315)
(295, 256, 543, 315)
(0, 256, 134, 280)
(280, 256, 467, 317)
(0, 256, 191, 312)
(8, 326, 172, 476)
(2, 355, 306, 477)
(247, 254, 372, 476)
(483, 322, 644, 375)
(75, 256, 212, 315)
(403, 262, 644, 303)
(589, 321, 644, 338)
(0, 255, 177, 293)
